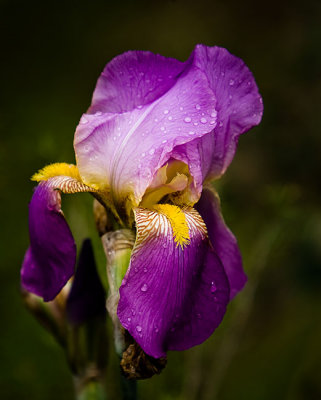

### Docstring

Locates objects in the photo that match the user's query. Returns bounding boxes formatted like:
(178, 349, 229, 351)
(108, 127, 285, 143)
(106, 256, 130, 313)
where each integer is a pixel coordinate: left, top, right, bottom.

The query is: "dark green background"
(1, 0, 321, 399)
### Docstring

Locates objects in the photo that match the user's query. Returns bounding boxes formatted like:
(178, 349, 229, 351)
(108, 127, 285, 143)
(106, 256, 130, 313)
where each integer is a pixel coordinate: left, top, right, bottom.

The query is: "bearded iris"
(21, 45, 263, 359)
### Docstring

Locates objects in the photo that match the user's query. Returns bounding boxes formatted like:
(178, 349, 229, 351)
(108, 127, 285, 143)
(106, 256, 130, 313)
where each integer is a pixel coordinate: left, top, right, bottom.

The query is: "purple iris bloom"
(21, 45, 263, 358)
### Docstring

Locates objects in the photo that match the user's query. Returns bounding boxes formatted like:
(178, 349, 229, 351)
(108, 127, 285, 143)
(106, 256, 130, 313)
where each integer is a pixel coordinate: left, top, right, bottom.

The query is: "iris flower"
(21, 45, 263, 359)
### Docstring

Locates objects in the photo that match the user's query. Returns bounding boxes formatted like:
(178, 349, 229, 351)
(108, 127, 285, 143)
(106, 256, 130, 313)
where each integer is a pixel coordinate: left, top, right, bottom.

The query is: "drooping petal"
(195, 187, 246, 299)
(171, 44, 263, 187)
(117, 206, 230, 358)
(21, 171, 95, 301)
(74, 65, 217, 211)
(88, 50, 186, 114)
(66, 239, 106, 325)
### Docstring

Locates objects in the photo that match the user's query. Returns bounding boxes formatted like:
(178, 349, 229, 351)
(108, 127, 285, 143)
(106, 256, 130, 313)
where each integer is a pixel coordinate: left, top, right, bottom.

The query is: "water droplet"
(160, 126, 165, 131)
(229, 79, 235, 86)
(179, 106, 184, 111)
(210, 120, 215, 125)
(184, 117, 191, 123)
(200, 117, 207, 124)
(141, 152, 146, 157)
(149, 148, 155, 155)
(163, 109, 169, 114)
(127, 317, 131, 322)
(193, 122, 199, 126)
(84, 145, 90, 152)
(131, 309, 136, 316)
(137, 105, 143, 109)
(80, 116, 88, 124)
(219, 121, 223, 127)
(221, 71, 225, 77)
(154, 118, 158, 122)
(162, 139, 167, 144)
(247, 81, 252, 86)
(211, 112, 216, 118)
(155, 327, 159, 333)
(136, 325, 142, 332)
(211, 282, 217, 293)
(168, 116, 173, 121)
(195, 104, 201, 110)
(189, 131, 195, 135)
(95, 111, 102, 116)
(141, 283, 148, 292)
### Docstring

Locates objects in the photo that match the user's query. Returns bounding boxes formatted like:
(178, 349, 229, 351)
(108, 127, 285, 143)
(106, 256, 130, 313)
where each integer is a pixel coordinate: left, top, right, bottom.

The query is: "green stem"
(120, 374, 137, 400)
(76, 380, 107, 400)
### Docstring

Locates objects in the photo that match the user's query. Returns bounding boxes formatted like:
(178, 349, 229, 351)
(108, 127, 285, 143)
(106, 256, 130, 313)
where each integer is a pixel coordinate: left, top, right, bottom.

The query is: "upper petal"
(74, 65, 217, 212)
(117, 206, 230, 358)
(195, 187, 246, 299)
(88, 50, 186, 114)
(171, 45, 263, 188)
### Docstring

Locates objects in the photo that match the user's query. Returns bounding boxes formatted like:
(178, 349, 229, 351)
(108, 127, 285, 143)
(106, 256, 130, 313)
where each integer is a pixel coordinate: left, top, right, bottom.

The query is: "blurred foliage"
(1, 0, 321, 399)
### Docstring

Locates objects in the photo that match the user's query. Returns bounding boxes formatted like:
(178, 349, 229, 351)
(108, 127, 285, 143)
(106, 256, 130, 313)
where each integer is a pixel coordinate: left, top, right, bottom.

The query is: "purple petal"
(66, 239, 106, 325)
(21, 181, 76, 301)
(74, 65, 217, 206)
(195, 187, 246, 299)
(117, 207, 230, 358)
(172, 45, 263, 186)
(89, 50, 185, 114)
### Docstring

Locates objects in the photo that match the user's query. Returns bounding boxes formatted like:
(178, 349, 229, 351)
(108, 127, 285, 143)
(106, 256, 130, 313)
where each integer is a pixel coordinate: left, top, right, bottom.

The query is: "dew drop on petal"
(160, 126, 165, 131)
(95, 111, 102, 116)
(162, 139, 167, 144)
(211, 282, 217, 293)
(141, 283, 148, 292)
(80, 116, 88, 124)
(184, 117, 191, 123)
(136, 325, 142, 332)
(211, 112, 216, 118)
(200, 117, 207, 124)
(179, 106, 184, 111)
(127, 317, 131, 322)
(137, 105, 143, 109)
(229, 79, 235, 86)
(163, 109, 169, 114)
(189, 131, 195, 135)
(149, 148, 155, 155)
(168, 116, 173, 121)
(195, 104, 201, 110)
(193, 122, 199, 126)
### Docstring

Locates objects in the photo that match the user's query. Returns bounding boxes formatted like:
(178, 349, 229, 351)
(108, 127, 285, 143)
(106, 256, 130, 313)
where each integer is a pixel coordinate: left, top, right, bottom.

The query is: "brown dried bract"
(120, 341, 167, 380)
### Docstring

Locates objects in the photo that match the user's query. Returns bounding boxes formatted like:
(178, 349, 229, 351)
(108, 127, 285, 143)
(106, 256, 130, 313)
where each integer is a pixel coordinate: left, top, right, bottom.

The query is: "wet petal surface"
(117, 206, 230, 358)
